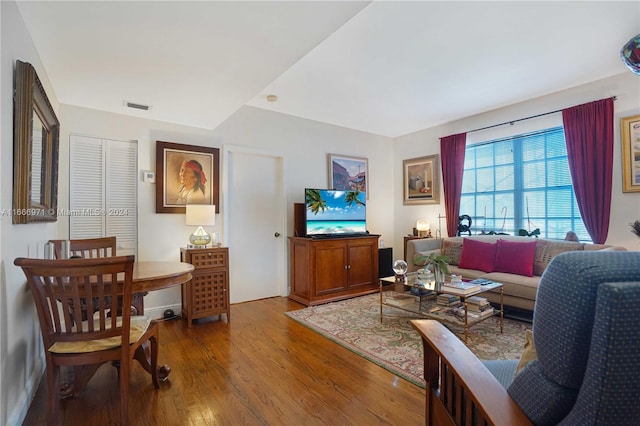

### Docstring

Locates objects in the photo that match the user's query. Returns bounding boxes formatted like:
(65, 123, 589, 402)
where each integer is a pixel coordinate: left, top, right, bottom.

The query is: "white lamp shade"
(186, 204, 216, 226)
(416, 219, 430, 231)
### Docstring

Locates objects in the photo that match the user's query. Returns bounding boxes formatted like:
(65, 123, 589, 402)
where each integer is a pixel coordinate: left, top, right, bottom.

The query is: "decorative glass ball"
(621, 34, 640, 75)
(392, 259, 408, 275)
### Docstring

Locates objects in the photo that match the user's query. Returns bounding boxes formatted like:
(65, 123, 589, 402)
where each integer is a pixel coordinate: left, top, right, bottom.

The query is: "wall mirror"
(13, 60, 60, 224)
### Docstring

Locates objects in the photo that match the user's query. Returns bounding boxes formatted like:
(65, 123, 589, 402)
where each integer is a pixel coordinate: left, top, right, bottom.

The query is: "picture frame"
(403, 154, 440, 205)
(13, 60, 60, 224)
(328, 153, 368, 197)
(155, 141, 220, 213)
(621, 114, 640, 193)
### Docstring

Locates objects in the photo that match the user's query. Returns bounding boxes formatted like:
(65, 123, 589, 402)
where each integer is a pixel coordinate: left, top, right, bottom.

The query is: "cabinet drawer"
(190, 250, 228, 269)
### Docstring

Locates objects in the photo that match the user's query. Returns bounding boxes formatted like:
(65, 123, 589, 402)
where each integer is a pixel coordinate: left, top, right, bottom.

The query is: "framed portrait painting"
(155, 141, 220, 213)
(403, 154, 440, 205)
(328, 153, 368, 197)
(621, 114, 640, 193)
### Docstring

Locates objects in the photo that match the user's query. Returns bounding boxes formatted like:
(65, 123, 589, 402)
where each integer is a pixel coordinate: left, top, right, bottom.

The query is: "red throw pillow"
(493, 239, 537, 277)
(458, 239, 496, 272)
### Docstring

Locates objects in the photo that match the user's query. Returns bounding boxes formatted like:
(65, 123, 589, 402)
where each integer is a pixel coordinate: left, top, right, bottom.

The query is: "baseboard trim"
(145, 303, 182, 321)
(8, 355, 45, 426)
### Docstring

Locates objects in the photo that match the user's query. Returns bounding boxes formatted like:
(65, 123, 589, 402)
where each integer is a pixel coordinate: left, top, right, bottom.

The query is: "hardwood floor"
(23, 297, 424, 425)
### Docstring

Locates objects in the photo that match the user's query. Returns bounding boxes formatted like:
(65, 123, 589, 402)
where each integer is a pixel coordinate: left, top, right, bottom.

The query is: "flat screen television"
(305, 188, 367, 237)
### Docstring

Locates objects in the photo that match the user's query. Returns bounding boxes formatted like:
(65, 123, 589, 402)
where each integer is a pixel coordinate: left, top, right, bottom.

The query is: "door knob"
(274, 232, 281, 237)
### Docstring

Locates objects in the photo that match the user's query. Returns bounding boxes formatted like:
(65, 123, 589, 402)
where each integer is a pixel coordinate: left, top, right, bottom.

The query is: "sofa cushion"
(413, 252, 426, 267)
(458, 238, 496, 272)
(494, 239, 536, 277)
(533, 240, 584, 276)
(441, 238, 463, 266)
(482, 271, 541, 301)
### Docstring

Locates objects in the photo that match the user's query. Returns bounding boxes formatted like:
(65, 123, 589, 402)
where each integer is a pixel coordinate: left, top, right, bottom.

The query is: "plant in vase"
(415, 253, 450, 288)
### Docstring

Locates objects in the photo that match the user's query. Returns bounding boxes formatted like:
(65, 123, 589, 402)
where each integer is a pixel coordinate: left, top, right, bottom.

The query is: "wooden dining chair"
(49, 237, 144, 315)
(14, 255, 160, 426)
(49, 236, 117, 259)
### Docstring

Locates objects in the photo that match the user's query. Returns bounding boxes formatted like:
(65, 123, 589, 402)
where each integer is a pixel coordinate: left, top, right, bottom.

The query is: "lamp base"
(189, 226, 211, 247)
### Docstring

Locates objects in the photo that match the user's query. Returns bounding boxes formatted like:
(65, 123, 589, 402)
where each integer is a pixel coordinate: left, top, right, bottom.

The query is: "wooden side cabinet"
(288, 235, 379, 306)
(180, 247, 230, 327)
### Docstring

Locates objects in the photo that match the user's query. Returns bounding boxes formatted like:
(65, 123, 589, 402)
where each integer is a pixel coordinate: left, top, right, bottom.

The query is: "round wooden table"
(133, 261, 194, 292)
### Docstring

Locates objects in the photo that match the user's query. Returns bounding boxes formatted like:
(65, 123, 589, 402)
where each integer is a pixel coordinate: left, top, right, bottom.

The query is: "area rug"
(285, 292, 531, 388)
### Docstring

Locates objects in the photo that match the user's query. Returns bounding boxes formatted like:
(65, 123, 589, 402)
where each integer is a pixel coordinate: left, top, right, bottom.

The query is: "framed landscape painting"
(328, 154, 368, 198)
(155, 141, 220, 213)
(403, 154, 439, 205)
(621, 114, 640, 193)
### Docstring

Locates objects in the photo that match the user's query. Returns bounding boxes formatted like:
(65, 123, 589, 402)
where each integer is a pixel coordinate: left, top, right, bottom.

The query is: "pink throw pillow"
(458, 239, 496, 272)
(493, 239, 537, 277)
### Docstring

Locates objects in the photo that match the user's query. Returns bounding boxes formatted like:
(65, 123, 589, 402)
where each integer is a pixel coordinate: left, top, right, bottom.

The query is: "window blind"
(461, 127, 588, 241)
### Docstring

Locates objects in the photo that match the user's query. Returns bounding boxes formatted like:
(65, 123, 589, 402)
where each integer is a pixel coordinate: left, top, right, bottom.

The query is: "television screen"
(305, 188, 367, 236)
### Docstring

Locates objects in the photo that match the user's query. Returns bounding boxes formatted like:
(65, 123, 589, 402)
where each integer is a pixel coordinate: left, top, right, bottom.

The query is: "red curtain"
(561, 97, 614, 244)
(440, 133, 467, 237)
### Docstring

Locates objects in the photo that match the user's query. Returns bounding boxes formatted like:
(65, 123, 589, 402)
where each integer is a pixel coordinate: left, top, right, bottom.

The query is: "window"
(460, 127, 589, 241)
(69, 135, 138, 255)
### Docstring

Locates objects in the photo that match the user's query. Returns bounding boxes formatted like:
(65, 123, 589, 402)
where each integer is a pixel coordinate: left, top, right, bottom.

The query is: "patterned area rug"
(285, 292, 531, 388)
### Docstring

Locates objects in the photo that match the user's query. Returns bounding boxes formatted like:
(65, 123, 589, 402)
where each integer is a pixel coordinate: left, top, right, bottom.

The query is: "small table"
(380, 277, 504, 343)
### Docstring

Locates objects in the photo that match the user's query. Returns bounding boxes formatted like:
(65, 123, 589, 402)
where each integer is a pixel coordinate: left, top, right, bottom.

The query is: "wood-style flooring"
(23, 296, 424, 425)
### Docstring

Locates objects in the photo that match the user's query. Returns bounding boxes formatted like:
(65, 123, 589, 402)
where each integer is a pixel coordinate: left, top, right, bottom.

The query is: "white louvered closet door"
(69, 135, 137, 256)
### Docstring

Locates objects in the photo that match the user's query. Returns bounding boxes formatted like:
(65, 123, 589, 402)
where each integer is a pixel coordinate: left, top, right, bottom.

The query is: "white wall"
(211, 106, 395, 246)
(56, 104, 394, 314)
(58, 105, 218, 315)
(393, 72, 640, 254)
(1, 2, 61, 424)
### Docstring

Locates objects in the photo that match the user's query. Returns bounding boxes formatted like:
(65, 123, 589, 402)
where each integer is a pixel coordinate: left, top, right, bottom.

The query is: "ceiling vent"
(125, 101, 151, 111)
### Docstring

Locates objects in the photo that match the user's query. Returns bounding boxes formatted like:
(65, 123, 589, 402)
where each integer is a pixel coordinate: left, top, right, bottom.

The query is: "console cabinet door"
(347, 241, 376, 289)
(314, 242, 348, 295)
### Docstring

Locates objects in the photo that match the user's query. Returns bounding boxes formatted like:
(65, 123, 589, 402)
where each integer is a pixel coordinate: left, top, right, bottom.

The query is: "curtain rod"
(465, 96, 617, 135)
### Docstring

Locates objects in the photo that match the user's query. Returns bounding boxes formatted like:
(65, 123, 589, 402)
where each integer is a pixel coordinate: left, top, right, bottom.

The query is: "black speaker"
(378, 247, 393, 278)
(293, 203, 306, 237)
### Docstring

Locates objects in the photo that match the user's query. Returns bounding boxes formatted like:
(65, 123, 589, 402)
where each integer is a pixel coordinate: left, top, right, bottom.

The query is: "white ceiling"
(16, 1, 640, 138)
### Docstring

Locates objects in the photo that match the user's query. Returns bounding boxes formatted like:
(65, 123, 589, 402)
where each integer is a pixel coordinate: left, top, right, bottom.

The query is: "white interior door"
(225, 147, 285, 303)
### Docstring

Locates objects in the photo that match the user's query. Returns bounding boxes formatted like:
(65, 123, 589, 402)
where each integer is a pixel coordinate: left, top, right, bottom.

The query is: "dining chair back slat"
(49, 237, 117, 259)
(49, 237, 145, 315)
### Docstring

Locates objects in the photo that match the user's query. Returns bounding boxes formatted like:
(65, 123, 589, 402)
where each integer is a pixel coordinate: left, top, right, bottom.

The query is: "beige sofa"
(405, 235, 624, 311)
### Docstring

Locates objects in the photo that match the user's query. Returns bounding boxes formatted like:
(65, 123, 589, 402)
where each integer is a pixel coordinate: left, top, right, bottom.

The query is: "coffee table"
(379, 276, 504, 342)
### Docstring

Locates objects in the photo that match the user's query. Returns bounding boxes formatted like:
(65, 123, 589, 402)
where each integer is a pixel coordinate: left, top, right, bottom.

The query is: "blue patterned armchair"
(411, 250, 640, 426)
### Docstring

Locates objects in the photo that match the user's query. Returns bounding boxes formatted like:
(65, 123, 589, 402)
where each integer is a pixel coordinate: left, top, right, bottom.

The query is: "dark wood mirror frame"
(13, 60, 60, 224)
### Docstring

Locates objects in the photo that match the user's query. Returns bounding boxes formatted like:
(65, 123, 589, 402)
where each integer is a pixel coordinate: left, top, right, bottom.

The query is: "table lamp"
(416, 218, 432, 238)
(186, 204, 216, 247)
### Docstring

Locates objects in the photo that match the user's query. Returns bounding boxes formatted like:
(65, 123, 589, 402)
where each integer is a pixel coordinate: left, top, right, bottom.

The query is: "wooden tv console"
(288, 235, 380, 306)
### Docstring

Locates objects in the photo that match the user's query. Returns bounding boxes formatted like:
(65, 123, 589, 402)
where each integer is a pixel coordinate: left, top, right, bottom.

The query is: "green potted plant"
(415, 252, 450, 287)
